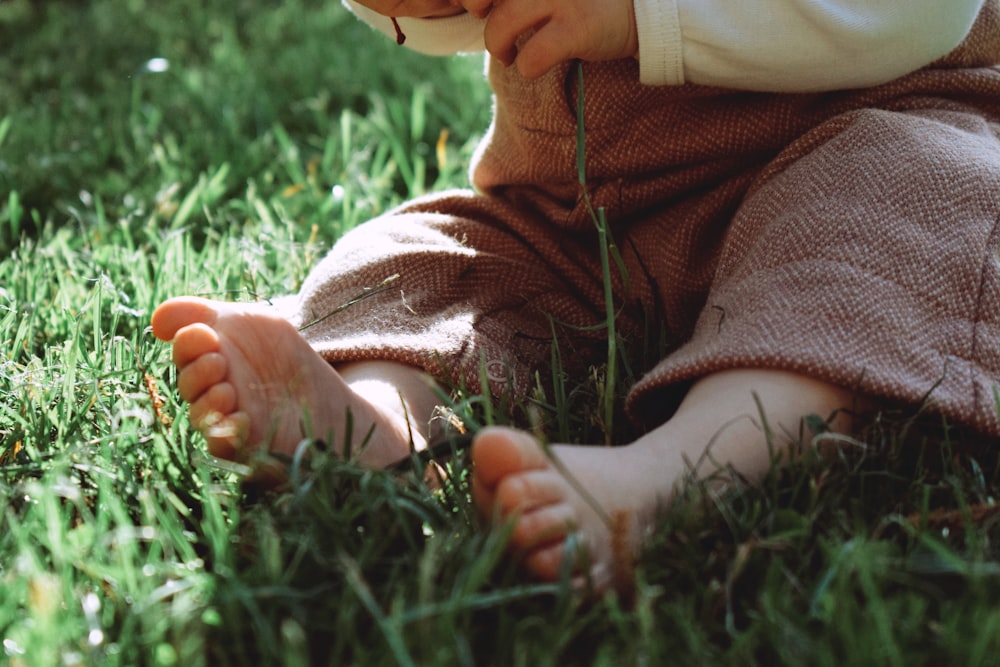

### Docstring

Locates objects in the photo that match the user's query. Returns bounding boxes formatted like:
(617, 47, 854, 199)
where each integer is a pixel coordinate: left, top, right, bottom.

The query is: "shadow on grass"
(197, 408, 1000, 666)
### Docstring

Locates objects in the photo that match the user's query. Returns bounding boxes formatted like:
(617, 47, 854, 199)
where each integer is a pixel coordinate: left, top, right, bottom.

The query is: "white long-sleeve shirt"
(343, 0, 987, 92)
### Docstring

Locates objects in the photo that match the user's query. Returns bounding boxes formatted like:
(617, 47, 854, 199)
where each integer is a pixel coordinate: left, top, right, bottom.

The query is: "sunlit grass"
(2, 1, 999, 665)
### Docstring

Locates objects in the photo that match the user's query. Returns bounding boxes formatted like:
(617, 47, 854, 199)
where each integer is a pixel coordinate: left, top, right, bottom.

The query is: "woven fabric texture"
(289, 2, 1000, 435)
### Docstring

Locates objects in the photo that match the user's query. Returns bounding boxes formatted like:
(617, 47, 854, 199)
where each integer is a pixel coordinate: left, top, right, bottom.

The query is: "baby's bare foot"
(151, 296, 414, 470)
(470, 371, 857, 592)
(471, 427, 669, 592)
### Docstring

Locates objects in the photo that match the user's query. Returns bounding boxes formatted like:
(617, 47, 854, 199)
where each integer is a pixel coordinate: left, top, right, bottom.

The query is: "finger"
(513, 17, 577, 80)
(358, 0, 460, 18)
(459, 0, 492, 19)
(420, 1, 468, 17)
(482, 0, 551, 67)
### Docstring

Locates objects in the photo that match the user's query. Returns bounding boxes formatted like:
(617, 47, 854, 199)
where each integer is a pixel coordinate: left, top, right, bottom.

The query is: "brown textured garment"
(289, 2, 1000, 436)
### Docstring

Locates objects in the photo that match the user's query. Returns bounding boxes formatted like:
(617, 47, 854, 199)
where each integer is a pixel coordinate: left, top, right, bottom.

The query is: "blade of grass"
(575, 62, 622, 444)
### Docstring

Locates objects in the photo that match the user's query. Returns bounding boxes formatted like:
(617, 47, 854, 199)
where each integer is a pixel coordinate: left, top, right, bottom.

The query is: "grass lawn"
(2, 1, 1000, 665)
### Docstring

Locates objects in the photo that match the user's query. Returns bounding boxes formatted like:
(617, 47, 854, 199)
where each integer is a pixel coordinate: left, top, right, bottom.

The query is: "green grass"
(2, 1, 1000, 665)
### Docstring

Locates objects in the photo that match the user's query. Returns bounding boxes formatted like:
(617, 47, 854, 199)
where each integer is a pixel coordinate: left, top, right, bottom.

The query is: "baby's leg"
(471, 369, 854, 590)
(151, 296, 441, 470)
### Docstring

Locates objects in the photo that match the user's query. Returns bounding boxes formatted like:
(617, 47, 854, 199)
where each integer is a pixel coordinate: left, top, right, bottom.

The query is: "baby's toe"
(189, 383, 238, 429)
(151, 296, 220, 341)
(177, 352, 228, 402)
(494, 469, 567, 515)
(171, 323, 222, 367)
(471, 427, 550, 490)
(522, 541, 571, 581)
(203, 410, 249, 460)
(509, 501, 577, 550)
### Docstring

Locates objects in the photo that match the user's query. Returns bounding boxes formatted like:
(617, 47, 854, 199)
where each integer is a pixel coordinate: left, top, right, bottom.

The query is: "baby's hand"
(352, 0, 465, 18)
(459, 0, 638, 78)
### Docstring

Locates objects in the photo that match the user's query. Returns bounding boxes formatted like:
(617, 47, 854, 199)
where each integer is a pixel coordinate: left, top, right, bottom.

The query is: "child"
(151, 0, 1000, 590)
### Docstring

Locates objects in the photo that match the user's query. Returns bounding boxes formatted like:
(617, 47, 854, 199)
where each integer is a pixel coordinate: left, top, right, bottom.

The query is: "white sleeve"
(342, 1, 485, 55)
(634, 0, 987, 91)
